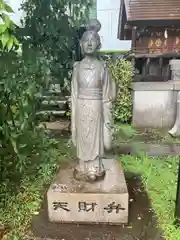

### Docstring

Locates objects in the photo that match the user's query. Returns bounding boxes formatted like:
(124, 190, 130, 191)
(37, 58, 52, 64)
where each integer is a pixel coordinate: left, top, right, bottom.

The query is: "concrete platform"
(47, 159, 129, 224)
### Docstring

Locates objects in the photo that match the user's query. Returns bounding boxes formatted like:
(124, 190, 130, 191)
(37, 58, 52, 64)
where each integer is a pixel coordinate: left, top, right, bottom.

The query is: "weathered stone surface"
(132, 81, 177, 128)
(47, 159, 129, 224)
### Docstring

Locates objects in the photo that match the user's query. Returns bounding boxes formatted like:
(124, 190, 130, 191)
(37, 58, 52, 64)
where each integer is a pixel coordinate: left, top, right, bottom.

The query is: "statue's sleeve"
(71, 62, 78, 146)
(102, 62, 116, 151)
(102, 62, 116, 102)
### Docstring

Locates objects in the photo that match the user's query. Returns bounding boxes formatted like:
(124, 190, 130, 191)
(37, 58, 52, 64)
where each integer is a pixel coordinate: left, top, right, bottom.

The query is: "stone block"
(132, 81, 176, 128)
(47, 159, 129, 224)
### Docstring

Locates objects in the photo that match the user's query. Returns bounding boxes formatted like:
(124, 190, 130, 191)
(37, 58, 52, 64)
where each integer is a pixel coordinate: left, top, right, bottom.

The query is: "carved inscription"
(78, 201, 97, 212)
(52, 201, 125, 213)
(53, 202, 70, 212)
(104, 201, 125, 213)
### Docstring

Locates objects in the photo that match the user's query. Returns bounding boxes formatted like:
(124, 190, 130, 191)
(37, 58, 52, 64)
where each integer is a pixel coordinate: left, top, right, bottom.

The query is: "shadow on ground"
(29, 173, 164, 240)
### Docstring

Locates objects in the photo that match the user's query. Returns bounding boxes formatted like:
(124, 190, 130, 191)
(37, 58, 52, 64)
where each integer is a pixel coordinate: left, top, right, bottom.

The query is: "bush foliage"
(21, 0, 93, 85)
(107, 58, 133, 123)
(0, 0, 92, 180)
(0, 2, 52, 175)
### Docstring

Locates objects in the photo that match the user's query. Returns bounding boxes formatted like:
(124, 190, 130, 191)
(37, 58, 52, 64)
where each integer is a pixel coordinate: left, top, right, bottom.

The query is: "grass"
(1, 131, 180, 240)
(114, 123, 180, 143)
(121, 155, 180, 240)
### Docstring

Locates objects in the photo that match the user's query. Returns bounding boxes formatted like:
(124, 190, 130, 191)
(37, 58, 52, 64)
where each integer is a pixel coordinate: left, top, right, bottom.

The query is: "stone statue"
(169, 91, 180, 137)
(71, 19, 116, 182)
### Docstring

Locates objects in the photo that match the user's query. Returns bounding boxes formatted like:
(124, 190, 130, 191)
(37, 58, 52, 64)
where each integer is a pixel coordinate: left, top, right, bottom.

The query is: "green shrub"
(0, 48, 51, 177)
(107, 58, 133, 123)
(21, 0, 93, 85)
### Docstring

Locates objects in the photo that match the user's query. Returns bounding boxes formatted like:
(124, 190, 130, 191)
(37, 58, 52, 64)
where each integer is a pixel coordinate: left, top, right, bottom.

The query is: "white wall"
(97, 0, 131, 51)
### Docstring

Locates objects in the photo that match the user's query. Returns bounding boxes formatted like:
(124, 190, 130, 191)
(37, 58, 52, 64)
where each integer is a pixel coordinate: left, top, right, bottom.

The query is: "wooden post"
(175, 160, 180, 226)
(159, 57, 163, 76)
(145, 57, 150, 75)
(166, 64, 171, 81)
(132, 26, 136, 52)
(131, 26, 136, 81)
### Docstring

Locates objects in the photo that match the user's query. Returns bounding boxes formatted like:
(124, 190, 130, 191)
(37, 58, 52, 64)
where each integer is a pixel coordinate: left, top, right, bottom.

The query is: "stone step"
(41, 98, 69, 112)
(44, 89, 62, 94)
(41, 105, 68, 112)
(38, 86, 70, 121)
(41, 95, 70, 101)
(43, 121, 70, 130)
(42, 99, 67, 104)
(41, 100, 68, 110)
(42, 90, 70, 97)
(37, 110, 66, 117)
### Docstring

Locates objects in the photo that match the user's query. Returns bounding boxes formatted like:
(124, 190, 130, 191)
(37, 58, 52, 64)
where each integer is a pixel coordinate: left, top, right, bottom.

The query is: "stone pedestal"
(47, 159, 129, 224)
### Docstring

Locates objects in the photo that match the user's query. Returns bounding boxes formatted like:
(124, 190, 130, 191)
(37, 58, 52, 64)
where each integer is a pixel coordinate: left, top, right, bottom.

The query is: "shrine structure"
(118, 0, 180, 82)
(118, 0, 180, 129)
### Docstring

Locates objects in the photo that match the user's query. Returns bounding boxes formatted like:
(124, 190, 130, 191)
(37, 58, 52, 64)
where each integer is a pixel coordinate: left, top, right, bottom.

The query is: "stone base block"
(47, 159, 129, 224)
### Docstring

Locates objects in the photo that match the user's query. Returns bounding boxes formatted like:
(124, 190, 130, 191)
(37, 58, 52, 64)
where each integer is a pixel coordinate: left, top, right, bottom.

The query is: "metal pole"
(175, 159, 180, 226)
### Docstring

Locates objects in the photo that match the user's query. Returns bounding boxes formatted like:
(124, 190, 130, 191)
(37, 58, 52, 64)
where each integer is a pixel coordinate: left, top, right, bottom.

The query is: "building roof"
(125, 0, 180, 21)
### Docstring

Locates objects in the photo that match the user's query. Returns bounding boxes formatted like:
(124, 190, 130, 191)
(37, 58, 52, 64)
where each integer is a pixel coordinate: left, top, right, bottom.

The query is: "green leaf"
(0, 1, 4, 10)
(0, 24, 7, 33)
(10, 138, 19, 155)
(1, 13, 11, 27)
(0, 30, 9, 48)
(12, 35, 19, 46)
(4, 3, 14, 13)
(19, 144, 27, 149)
(7, 37, 13, 51)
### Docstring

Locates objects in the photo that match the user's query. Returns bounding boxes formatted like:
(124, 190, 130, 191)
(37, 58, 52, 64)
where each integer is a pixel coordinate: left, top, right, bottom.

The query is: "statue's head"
(80, 19, 101, 56)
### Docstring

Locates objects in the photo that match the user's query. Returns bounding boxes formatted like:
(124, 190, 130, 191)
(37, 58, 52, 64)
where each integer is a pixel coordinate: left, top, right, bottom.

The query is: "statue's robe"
(71, 60, 116, 169)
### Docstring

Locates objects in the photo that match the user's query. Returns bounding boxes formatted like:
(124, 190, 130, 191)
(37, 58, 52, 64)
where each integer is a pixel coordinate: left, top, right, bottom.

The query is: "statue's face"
(81, 32, 98, 55)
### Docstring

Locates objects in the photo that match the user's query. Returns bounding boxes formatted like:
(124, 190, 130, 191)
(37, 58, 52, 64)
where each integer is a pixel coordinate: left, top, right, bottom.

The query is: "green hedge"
(107, 58, 133, 123)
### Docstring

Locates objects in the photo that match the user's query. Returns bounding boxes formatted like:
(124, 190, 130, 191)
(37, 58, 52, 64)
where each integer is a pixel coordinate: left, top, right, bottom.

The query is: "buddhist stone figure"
(71, 19, 116, 182)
